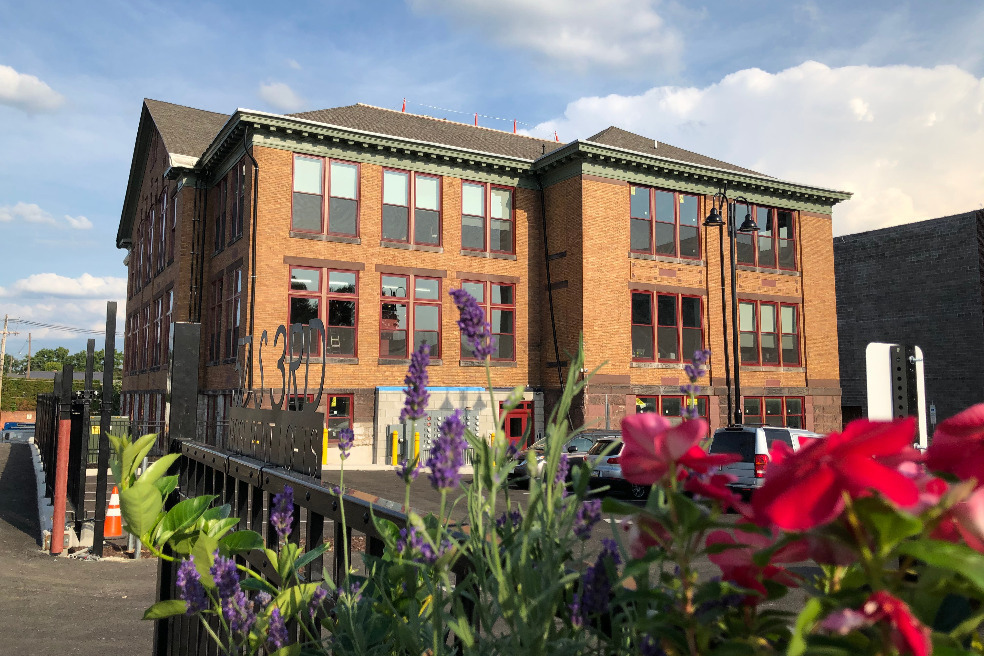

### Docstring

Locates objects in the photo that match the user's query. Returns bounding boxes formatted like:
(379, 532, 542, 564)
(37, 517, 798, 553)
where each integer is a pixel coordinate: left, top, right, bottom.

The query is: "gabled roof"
(290, 103, 565, 161)
(144, 98, 229, 161)
(586, 126, 768, 178)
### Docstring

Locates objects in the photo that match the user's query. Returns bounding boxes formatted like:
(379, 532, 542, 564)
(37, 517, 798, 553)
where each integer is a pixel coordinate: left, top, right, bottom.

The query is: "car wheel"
(630, 484, 647, 499)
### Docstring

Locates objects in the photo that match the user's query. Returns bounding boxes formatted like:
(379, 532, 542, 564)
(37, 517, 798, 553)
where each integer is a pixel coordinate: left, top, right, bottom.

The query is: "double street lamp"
(704, 184, 759, 426)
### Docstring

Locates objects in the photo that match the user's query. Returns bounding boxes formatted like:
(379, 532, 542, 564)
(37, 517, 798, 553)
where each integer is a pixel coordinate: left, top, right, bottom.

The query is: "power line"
(9, 318, 122, 337)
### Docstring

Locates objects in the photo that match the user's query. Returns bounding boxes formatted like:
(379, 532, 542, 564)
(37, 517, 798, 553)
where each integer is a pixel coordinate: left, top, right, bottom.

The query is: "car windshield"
(586, 439, 617, 456)
(708, 430, 755, 462)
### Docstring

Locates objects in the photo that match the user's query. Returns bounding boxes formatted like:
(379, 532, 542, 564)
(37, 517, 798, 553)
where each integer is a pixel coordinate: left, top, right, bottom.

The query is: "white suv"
(708, 426, 822, 498)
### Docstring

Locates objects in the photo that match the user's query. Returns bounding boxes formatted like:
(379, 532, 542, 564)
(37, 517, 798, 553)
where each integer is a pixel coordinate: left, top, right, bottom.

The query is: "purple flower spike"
(395, 460, 420, 482)
(570, 539, 621, 626)
(449, 288, 495, 360)
(574, 499, 602, 540)
(266, 607, 288, 650)
(210, 551, 241, 599)
(692, 349, 711, 367)
(426, 410, 467, 491)
(554, 453, 570, 485)
(338, 428, 354, 460)
(309, 586, 329, 620)
(176, 557, 207, 614)
(270, 485, 294, 542)
(400, 342, 430, 423)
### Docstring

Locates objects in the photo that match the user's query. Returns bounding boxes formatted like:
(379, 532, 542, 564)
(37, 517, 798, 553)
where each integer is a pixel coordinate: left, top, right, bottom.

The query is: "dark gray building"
(834, 210, 984, 426)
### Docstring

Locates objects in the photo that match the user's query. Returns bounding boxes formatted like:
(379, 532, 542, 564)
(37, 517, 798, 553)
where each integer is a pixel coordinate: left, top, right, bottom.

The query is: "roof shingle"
(144, 98, 229, 160)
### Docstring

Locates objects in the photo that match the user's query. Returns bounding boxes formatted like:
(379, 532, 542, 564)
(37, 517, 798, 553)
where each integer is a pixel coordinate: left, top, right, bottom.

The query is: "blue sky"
(1, 0, 982, 354)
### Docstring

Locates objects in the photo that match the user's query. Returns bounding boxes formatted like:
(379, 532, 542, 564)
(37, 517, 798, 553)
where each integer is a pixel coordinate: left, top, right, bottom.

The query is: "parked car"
(707, 425, 823, 498)
(587, 437, 650, 499)
(508, 430, 617, 487)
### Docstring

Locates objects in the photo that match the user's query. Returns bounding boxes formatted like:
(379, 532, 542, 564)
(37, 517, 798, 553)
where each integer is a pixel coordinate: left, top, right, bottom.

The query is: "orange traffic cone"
(104, 486, 122, 538)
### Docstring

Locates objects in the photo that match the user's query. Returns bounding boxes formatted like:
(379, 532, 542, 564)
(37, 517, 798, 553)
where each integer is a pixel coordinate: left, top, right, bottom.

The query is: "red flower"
(822, 591, 930, 656)
(620, 513, 672, 559)
(620, 413, 736, 485)
(926, 403, 984, 484)
(706, 530, 805, 603)
(934, 485, 984, 553)
(751, 418, 920, 531)
(684, 473, 748, 513)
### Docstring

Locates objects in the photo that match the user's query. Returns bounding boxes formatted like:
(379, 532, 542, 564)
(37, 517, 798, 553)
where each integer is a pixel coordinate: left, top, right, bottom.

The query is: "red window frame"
(381, 168, 442, 246)
(288, 267, 322, 357)
(743, 396, 805, 429)
(215, 177, 227, 253)
(231, 159, 246, 241)
(635, 395, 709, 422)
(379, 274, 442, 359)
(458, 280, 515, 361)
(141, 304, 150, 371)
(225, 269, 242, 361)
(208, 277, 223, 364)
(629, 186, 701, 260)
(150, 295, 161, 368)
(157, 191, 167, 272)
(168, 187, 176, 264)
(460, 181, 515, 254)
(631, 292, 704, 363)
(326, 394, 354, 443)
(290, 154, 361, 237)
(288, 266, 359, 358)
(732, 203, 797, 271)
(738, 300, 801, 367)
(161, 288, 173, 368)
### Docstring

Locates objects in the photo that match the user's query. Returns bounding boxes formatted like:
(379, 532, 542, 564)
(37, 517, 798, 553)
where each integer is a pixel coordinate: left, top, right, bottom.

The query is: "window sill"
(740, 365, 805, 373)
(736, 265, 800, 277)
(300, 357, 359, 364)
(380, 241, 444, 254)
(290, 231, 361, 245)
(460, 360, 517, 367)
(628, 252, 705, 267)
(228, 235, 244, 247)
(630, 362, 687, 369)
(460, 250, 517, 260)
(490, 252, 517, 261)
(379, 358, 443, 366)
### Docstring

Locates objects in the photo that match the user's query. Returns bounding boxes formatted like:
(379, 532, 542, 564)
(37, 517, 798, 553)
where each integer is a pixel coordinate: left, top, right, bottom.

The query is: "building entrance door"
(501, 400, 533, 447)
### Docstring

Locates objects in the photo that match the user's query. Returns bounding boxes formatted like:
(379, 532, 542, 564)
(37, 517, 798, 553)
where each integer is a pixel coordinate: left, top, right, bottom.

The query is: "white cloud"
(258, 81, 306, 112)
(0, 64, 64, 113)
(532, 61, 984, 235)
(0, 273, 126, 299)
(0, 202, 93, 229)
(407, 0, 682, 74)
(0, 298, 126, 345)
(286, 58, 302, 70)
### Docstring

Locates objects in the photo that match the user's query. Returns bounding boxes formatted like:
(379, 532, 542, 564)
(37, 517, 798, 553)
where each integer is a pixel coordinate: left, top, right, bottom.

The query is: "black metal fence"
(34, 393, 59, 499)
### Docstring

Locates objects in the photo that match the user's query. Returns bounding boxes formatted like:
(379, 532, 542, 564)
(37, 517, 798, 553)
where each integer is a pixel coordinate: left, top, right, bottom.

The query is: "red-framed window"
(168, 187, 177, 264)
(141, 304, 150, 370)
(732, 204, 797, 270)
(291, 155, 359, 236)
(231, 159, 246, 241)
(157, 190, 167, 272)
(326, 394, 353, 443)
(208, 277, 223, 364)
(161, 288, 173, 367)
(215, 177, 227, 253)
(224, 268, 242, 360)
(744, 396, 805, 429)
(380, 275, 441, 358)
(150, 295, 161, 368)
(630, 186, 700, 259)
(461, 182, 514, 254)
(636, 395, 709, 422)
(738, 301, 801, 366)
(458, 280, 515, 361)
(382, 169, 442, 246)
(631, 292, 703, 362)
(288, 267, 358, 357)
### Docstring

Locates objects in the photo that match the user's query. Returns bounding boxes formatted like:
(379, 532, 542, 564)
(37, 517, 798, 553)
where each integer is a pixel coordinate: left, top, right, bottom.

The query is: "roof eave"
(117, 103, 153, 249)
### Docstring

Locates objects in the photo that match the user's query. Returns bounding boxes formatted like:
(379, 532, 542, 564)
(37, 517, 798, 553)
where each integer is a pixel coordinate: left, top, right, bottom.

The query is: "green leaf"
(119, 481, 163, 537)
(272, 582, 322, 618)
(897, 539, 984, 593)
(142, 599, 188, 620)
(239, 577, 278, 595)
(205, 517, 240, 539)
(293, 541, 330, 574)
(107, 433, 126, 488)
(163, 495, 218, 534)
(219, 530, 264, 554)
(191, 533, 219, 587)
(788, 597, 824, 656)
(201, 504, 231, 522)
(266, 646, 300, 656)
(153, 475, 178, 501)
(122, 433, 158, 485)
(601, 497, 645, 516)
(136, 453, 179, 487)
(867, 508, 923, 554)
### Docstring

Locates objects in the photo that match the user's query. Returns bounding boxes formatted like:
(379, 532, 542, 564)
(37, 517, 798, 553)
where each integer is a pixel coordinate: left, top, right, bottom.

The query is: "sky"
(0, 0, 982, 354)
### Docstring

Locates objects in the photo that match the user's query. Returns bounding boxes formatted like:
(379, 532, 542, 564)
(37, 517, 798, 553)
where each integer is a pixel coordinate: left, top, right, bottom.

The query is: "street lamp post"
(704, 184, 760, 426)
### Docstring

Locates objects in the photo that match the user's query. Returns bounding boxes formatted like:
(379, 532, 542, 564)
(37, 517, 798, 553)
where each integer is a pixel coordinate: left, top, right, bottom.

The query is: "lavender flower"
(692, 349, 711, 367)
(570, 539, 621, 627)
(681, 349, 711, 419)
(176, 557, 207, 615)
(395, 459, 420, 482)
(308, 586, 329, 620)
(328, 484, 342, 496)
(505, 444, 519, 460)
(210, 552, 257, 634)
(554, 453, 570, 485)
(338, 428, 354, 460)
(496, 509, 522, 530)
(255, 592, 272, 610)
(396, 526, 437, 564)
(426, 410, 467, 491)
(449, 288, 495, 359)
(270, 485, 294, 542)
(210, 551, 241, 599)
(266, 607, 288, 650)
(399, 342, 430, 423)
(574, 499, 602, 540)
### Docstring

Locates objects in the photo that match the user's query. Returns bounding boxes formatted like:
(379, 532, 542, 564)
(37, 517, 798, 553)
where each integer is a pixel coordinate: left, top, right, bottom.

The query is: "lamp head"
(704, 207, 725, 227)
(738, 211, 759, 233)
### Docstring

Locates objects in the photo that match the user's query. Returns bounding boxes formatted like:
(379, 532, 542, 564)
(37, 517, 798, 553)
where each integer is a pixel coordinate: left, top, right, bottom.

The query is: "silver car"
(708, 426, 822, 498)
(587, 438, 649, 499)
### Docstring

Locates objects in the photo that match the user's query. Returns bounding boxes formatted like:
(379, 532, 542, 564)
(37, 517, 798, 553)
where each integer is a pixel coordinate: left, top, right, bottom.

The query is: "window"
(150, 296, 161, 368)
(744, 397, 805, 429)
(631, 292, 703, 362)
(157, 191, 167, 272)
(208, 278, 223, 363)
(732, 204, 796, 270)
(459, 281, 515, 360)
(291, 155, 359, 236)
(326, 394, 353, 443)
(382, 170, 442, 245)
(225, 269, 242, 360)
(461, 182, 514, 253)
(636, 395, 709, 422)
(141, 304, 150, 371)
(231, 159, 246, 241)
(215, 177, 227, 252)
(288, 267, 358, 357)
(738, 301, 800, 366)
(168, 188, 176, 264)
(161, 288, 173, 367)
(380, 275, 441, 358)
(630, 186, 700, 259)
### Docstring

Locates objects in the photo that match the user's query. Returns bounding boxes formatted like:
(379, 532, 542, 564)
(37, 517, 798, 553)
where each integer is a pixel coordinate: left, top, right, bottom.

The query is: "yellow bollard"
(414, 431, 420, 460)
(391, 430, 399, 466)
(322, 428, 329, 466)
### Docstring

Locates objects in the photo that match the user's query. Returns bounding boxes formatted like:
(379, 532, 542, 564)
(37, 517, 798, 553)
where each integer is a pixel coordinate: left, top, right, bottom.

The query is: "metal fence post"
(50, 364, 74, 555)
(92, 301, 116, 558)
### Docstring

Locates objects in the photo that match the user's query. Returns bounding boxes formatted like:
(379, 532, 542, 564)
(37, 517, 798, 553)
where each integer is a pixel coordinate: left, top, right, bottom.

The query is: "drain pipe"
(242, 125, 260, 392)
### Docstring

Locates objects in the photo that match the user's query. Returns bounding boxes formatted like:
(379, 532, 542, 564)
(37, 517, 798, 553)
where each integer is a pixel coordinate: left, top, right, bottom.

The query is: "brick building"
(835, 210, 984, 426)
(117, 99, 850, 464)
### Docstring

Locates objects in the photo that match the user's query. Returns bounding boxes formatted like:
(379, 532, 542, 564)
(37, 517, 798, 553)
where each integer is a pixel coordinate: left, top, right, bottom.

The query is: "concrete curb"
(321, 464, 476, 475)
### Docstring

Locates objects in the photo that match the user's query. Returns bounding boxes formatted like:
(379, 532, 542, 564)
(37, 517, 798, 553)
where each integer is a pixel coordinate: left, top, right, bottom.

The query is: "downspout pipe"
(242, 126, 259, 392)
(533, 173, 567, 392)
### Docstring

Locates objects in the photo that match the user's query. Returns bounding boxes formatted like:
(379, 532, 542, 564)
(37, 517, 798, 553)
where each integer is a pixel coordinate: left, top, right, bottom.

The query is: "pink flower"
(926, 403, 984, 485)
(934, 485, 984, 553)
(752, 418, 920, 531)
(821, 592, 930, 656)
(684, 473, 748, 514)
(620, 514, 672, 559)
(620, 413, 736, 485)
(706, 530, 806, 603)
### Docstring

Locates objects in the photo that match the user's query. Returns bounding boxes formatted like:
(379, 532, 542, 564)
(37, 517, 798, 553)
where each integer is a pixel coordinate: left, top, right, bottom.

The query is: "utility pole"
(0, 315, 20, 415)
(26, 333, 31, 379)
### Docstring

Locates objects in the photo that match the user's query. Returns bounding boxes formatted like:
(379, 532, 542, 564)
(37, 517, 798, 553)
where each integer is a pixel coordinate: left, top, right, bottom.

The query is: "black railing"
(35, 393, 59, 498)
(153, 437, 410, 656)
